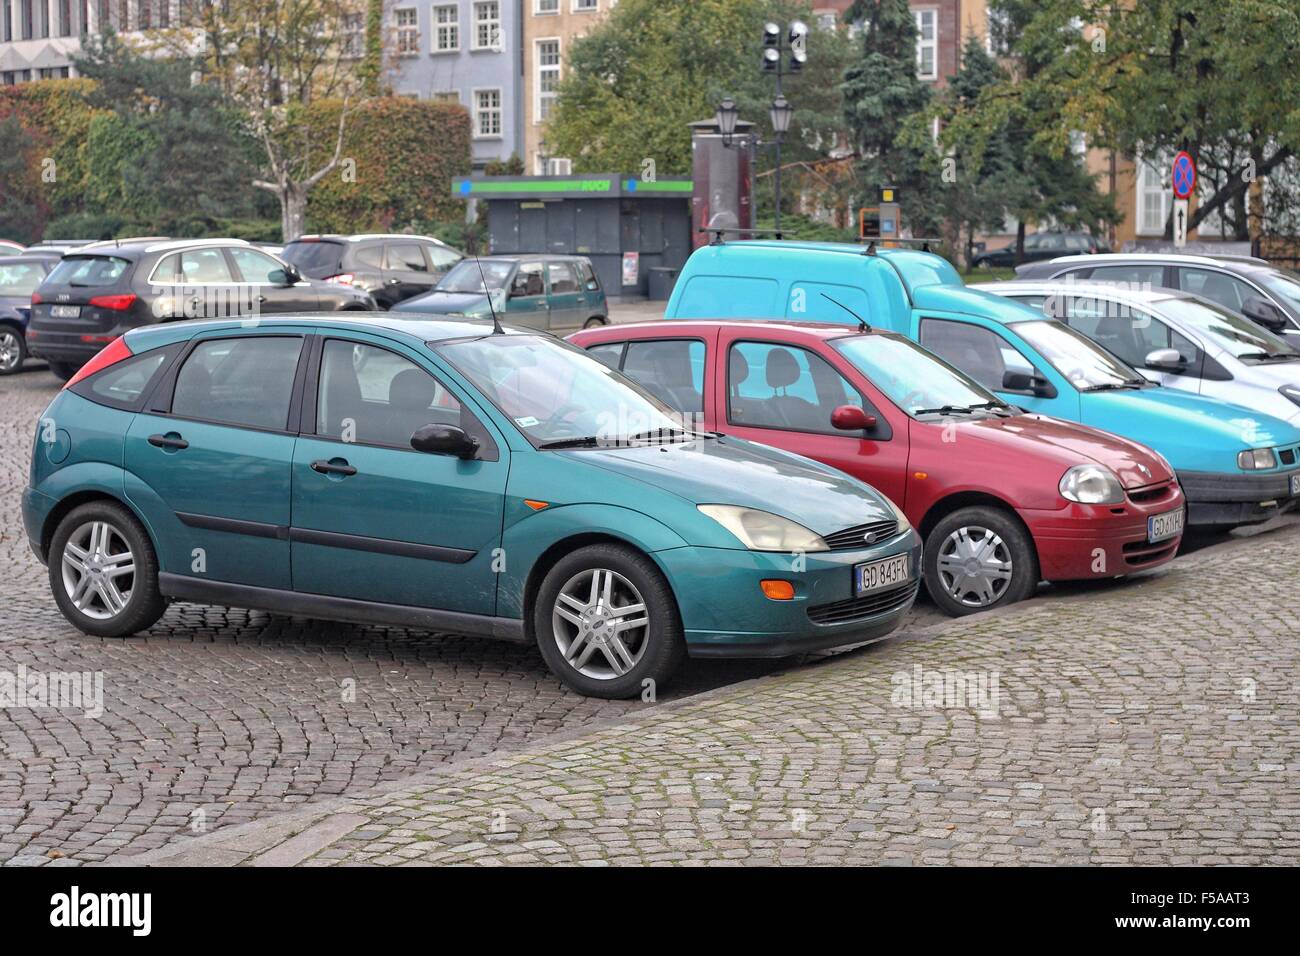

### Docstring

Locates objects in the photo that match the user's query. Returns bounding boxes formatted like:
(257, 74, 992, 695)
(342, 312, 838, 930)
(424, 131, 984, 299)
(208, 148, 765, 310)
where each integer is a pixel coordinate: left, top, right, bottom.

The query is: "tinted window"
(1087, 264, 1166, 287)
(919, 318, 1030, 392)
(229, 248, 285, 283)
(179, 249, 233, 283)
(45, 255, 130, 288)
(280, 240, 345, 277)
(87, 348, 172, 408)
(387, 244, 428, 272)
(317, 340, 463, 448)
(728, 341, 861, 433)
(586, 342, 623, 370)
(0, 260, 48, 295)
(354, 245, 384, 269)
(623, 340, 705, 414)
(548, 261, 579, 294)
(1178, 267, 1258, 312)
(172, 337, 303, 429)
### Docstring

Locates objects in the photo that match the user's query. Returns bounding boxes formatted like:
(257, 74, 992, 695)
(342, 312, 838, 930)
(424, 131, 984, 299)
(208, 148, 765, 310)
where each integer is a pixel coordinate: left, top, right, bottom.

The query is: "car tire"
(583, 317, 607, 329)
(47, 360, 79, 382)
(48, 500, 167, 638)
(0, 326, 25, 375)
(923, 506, 1038, 617)
(533, 543, 686, 699)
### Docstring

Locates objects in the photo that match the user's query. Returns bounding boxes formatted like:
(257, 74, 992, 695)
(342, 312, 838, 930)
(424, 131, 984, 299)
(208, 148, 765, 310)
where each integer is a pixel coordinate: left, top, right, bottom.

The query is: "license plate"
(49, 305, 81, 318)
(1290, 474, 1300, 497)
(854, 553, 911, 596)
(1147, 508, 1184, 543)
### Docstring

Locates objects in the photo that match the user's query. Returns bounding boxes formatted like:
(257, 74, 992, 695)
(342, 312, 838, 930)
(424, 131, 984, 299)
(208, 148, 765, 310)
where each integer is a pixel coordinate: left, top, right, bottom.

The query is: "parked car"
(280, 234, 463, 309)
(1013, 252, 1300, 345)
(971, 231, 1111, 269)
(569, 319, 1185, 616)
(0, 239, 26, 254)
(0, 251, 60, 374)
(23, 314, 921, 698)
(26, 238, 374, 380)
(393, 255, 609, 332)
(665, 239, 1300, 527)
(983, 281, 1300, 425)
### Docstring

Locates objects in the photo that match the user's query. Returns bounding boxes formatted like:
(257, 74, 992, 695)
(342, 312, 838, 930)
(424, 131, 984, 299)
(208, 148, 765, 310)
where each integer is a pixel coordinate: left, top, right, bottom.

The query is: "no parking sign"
(1171, 151, 1196, 247)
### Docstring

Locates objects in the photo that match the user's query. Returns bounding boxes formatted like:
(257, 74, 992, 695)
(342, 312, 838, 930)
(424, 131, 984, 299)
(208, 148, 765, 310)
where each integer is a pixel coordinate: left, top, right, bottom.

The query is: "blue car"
(0, 251, 59, 375)
(23, 313, 920, 698)
(666, 239, 1300, 526)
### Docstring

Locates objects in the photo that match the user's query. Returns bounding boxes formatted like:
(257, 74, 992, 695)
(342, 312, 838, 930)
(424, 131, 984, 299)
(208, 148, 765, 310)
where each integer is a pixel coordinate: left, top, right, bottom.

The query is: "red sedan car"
(568, 320, 1186, 616)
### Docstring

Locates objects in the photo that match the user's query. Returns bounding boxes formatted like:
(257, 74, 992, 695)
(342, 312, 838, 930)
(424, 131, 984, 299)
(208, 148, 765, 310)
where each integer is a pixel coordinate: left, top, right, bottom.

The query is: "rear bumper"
(21, 486, 56, 563)
(26, 330, 116, 366)
(654, 534, 923, 659)
(1178, 469, 1300, 526)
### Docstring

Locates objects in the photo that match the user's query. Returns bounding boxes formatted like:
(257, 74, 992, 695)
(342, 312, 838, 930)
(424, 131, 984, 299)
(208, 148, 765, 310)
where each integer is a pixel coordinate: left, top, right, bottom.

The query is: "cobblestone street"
(3, 367, 1299, 866)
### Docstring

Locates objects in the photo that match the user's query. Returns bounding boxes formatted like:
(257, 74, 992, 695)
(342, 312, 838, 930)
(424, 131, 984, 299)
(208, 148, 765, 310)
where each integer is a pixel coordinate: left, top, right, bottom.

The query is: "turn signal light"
(760, 579, 795, 601)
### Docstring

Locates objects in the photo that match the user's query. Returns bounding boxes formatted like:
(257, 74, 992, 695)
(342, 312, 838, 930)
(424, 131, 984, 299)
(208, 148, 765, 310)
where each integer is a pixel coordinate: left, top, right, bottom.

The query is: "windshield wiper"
(537, 436, 602, 450)
(913, 402, 1009, 417)
(623, 428, 715, 443)
(1238, 351, 1300, 362)
(1085, 380, 1147, 391)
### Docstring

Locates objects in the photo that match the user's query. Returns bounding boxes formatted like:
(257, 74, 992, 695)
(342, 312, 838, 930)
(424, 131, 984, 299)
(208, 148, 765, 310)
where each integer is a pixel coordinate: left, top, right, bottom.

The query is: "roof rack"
(859, 236, 945, 256)
(697, 226, 789, 245)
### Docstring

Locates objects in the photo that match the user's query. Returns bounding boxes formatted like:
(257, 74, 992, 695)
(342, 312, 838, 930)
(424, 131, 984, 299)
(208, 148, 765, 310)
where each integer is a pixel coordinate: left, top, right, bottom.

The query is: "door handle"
(311, 459, 357, 476)
(148, 433, 188, 449)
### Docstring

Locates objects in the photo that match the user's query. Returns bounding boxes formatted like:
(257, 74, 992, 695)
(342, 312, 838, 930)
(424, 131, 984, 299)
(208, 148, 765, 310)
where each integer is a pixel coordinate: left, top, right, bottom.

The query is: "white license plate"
(49, 305, 81, 318)
(1290, 473, 1300, 497)
(1147, 508, 1184, 543)
(854, 553, 911, 596)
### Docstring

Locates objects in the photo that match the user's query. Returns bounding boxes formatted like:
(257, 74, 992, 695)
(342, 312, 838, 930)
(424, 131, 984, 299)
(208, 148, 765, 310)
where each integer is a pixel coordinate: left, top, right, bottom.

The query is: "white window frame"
(471, 0, 500, 51)
(535, 36, 561, 124)
(915, 8, 938, 81)
(432, 2, 459, 53)
(473, 86, 503, 139)
(572, 0, 598, 12)
(430, 89, 461, 104)
(395, 7, 420, 57)
(534, 0, 558, 13)
(1136, 156, 1172, 237)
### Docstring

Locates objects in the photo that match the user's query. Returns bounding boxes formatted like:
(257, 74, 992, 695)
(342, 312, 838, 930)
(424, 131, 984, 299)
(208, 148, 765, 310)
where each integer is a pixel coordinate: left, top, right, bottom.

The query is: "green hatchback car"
(23, 314, 920, 697)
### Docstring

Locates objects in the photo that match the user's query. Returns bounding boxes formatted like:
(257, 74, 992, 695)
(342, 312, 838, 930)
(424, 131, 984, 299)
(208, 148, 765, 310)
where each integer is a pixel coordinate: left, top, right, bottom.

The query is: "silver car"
(982, 280, 1300, 426)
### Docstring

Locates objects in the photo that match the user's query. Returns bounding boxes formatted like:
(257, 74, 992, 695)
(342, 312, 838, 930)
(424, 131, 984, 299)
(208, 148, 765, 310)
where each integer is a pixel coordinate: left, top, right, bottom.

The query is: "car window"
(1087, 264, 1165, 288)
(282, 240, 345, 275)
(1062, 298, 1197, 369)
(150, 253, 182, 284)
(386, 243, 428, 273)
(1158, 297, 1298, 360)
(622, 340, 705, 414)
(179, 249, 234, 284)
(426, 244, 461, 271)
(0, 260, 48, 295)
(585, 342, 624, 370)
(172, 336, 303, 430)
(355, 245, 384, 269)
(832, 334, 1002, 417)
(1178, 267, 1258, 312)
(88, 348, 172, 407)
(1009, 320, 1144, 390)
(578, 260, 600, 290)
(45, 255, 130, 287)
(229, 248, 285, 284)
(511, 262, 545, 297)
(547, 261, 580, 294)
(727, 341, 861, 434)
(919, 318, 1026, 392)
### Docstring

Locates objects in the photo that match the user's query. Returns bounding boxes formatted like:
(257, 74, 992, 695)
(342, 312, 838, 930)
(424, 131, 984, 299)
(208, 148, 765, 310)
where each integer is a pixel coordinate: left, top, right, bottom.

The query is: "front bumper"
(654, 532, 923, 659)
(1178, 469, 1300, 526)
(1023, 480, 1186, 580)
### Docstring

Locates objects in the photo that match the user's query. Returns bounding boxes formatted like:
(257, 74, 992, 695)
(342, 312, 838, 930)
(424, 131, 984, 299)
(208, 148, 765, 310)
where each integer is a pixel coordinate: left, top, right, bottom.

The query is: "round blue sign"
(1172, 151, 1196, 200)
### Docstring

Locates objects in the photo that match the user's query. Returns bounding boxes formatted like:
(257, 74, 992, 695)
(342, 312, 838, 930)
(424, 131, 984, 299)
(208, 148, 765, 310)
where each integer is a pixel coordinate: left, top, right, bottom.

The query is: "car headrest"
(765, 347, 801, 390)
(729, 349, 749, 388)
(388, 368, 436, 411)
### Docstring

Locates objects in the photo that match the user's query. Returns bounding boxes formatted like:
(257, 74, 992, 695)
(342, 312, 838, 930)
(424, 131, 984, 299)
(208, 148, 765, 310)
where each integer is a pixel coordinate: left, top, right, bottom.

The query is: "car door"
(228, 246, 318, 314)
(173, 247, 240, 320)
(290, 334, 508, 615)
(382, 242, 436, 306)
(575, 259, 606, 324)
(504, 261, 549, 330)
(1059, 296, 1205, 390)
(918, 316, 1069, 417)
(545, 260, 583, 331)
(123, 332, 307, 590)
(718, 335, 909, 506)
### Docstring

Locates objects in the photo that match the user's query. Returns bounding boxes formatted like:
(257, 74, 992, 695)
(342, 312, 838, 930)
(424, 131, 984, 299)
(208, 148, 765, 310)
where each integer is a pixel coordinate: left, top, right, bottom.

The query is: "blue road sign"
(1172, 151, 1197, 200)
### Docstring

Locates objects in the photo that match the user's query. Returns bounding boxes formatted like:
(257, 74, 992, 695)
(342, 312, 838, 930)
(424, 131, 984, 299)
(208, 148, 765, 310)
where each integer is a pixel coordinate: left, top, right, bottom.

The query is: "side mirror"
(1144, 347, 1185, 370)
(1002, 369, 1056, 397)
(268, 268, 295, 287)
(1242, 296, 1288, 333)
(830, 404, 877, 431)
(411, 423, 479, 459)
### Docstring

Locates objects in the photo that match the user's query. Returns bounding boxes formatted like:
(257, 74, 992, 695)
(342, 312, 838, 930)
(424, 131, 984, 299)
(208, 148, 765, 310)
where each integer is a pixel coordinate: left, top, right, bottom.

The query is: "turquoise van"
(665, 240, 1300, 526)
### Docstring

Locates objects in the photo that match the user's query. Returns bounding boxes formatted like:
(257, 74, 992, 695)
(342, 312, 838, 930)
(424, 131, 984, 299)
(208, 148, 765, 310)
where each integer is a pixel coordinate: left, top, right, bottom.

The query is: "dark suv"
(27, 238, 375, 379)
(280, 234, 463, 310)
(972, 231, 1111, 269)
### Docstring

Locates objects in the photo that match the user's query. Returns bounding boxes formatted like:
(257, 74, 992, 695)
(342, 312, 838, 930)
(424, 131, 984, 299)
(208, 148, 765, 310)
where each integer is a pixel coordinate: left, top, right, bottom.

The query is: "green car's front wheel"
(534, 543, 685, 699)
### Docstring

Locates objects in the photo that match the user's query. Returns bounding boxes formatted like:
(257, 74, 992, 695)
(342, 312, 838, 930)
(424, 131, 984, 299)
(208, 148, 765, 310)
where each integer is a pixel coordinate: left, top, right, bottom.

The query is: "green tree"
(359, 0, 385, 97)
(0, 115, 47, 244)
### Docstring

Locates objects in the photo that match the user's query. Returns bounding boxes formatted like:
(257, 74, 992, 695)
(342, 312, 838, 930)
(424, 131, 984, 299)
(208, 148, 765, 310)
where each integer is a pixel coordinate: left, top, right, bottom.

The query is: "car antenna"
(472, 253, 504, 335)
(820, 292, 871, 332)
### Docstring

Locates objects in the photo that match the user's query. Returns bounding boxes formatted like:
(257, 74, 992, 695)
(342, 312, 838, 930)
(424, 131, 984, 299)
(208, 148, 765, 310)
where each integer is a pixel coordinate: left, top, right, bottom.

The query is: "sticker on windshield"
(514, 416, 541, 427)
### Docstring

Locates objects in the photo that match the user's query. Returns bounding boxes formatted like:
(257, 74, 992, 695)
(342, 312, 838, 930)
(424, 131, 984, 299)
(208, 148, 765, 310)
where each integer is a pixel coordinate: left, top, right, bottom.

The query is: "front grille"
(807, 580, 918, 625)
(1127, 481, 1174, 504)
(1121, 538, 1178, 567)
(823, 518, 899, 551)
(1282, 449, 1296, 466)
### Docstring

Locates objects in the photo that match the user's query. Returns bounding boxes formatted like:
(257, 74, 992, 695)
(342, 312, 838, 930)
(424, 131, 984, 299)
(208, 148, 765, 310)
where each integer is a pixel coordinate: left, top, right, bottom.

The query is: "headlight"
(1059, 464, 1125, 504)
(1238, 448, 1277, 470)
(1280, 385, 1300, 408)
(697, 505, 828, 552)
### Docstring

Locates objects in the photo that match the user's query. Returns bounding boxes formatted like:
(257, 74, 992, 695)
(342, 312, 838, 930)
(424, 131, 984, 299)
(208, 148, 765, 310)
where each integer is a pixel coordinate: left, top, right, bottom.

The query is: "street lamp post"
(715, 20, 807, 233)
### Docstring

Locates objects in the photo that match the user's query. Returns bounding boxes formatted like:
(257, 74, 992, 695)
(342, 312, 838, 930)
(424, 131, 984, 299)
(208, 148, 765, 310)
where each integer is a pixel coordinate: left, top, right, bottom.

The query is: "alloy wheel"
(551, 567, 650, 680)
(936, 526, 1013, 608)
(61, 520, 136, 620)
(0, 330, 21, 373)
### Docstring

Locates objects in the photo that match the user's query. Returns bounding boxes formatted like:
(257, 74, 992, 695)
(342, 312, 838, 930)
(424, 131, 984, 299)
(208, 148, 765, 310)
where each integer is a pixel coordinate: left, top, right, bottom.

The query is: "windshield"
(44, 255, 130, 288)
(281, 240, 344, 277)
(0, 261, 47, 296)
(1256, 271, 1300, 311)
(438, 334, 695, 446)
(832, 334, 1006, 416)
(1160, 297, 1300, 360)
(436, 260, 513, 294)
(1009, 320, 1145, 390)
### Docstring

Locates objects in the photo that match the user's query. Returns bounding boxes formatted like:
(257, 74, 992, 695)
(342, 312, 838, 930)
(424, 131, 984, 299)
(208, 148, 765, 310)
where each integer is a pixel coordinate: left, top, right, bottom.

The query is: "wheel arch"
(917, 491, 1041, 566)
(41, 490, 155, 564)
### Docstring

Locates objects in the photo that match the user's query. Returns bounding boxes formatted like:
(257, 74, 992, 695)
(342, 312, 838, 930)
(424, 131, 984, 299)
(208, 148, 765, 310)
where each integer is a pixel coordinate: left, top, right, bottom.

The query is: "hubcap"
(552, 568, 649, 680)
(61, 521, 136, 620)
(0, 331, 20, 372)
(936, 526, 1013, 608)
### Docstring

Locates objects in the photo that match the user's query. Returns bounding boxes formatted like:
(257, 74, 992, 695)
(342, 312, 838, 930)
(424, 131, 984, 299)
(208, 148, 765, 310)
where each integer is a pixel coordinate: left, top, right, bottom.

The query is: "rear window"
(0, 260, 48, 296)
(281, 240, 344, 277)
(71, 343, 180, 411)
(44, 255, 131, 288)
